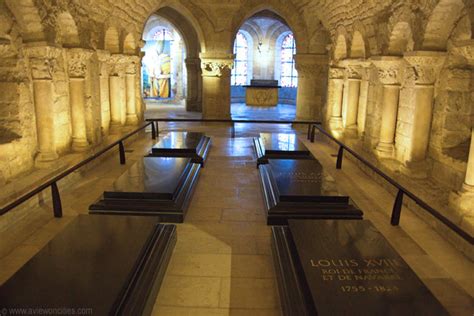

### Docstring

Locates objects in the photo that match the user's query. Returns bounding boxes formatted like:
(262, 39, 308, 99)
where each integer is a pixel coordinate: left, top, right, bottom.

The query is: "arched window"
(231, 32, 249, 86)
(280, 33, 297, 87)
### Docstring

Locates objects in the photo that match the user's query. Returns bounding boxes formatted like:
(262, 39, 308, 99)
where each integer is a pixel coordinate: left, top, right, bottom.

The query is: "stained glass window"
(152, 29, 173, 41)
(280, 33, 297, 87)
(231, 32, 249, 86)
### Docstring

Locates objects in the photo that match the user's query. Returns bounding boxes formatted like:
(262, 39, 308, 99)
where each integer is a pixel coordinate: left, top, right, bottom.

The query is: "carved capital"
(328, 67, 345, 79)
(199, 52, 235, 77)
(404, 51, 446, 85)
(67, 49, 93, 78)
(371, 56, 404, 85)
(294, 54, 328, 78)
(24, 45, 62, 80)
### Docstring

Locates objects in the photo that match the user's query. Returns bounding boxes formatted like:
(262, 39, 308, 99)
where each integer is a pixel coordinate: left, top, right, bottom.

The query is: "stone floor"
(0, 122, 473, 315)
(145, 102, 296, 121)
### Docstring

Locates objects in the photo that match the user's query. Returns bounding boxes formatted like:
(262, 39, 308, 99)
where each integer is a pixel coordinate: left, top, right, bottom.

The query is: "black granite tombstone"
(148, 132, 211, 166)
(259, 159, 362, 224)
(89, 157, 200, 222)
(253, 133, 313, 165)
(0, 215, 176, 316)
(272, 219, 448, 316)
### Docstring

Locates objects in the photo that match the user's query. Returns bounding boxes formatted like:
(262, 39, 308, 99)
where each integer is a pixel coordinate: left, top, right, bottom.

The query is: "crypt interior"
(0, 0, 473, 314)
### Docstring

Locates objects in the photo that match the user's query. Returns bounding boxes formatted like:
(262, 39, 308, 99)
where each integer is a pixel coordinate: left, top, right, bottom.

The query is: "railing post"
(307, 124, 311, 140)
(231, 122, 235, 138)
(311, 125, 316, 142)
(336, 146, 344, 169)
(151, 122, 156, 140)
(391, 189, 404, 225)
(155, 121, 159, 136)
(119, 141, 126, 165)
(51, 182, 62, 218)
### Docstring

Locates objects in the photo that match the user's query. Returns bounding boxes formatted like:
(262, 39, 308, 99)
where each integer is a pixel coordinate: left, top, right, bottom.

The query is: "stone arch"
(333, 27, 348, 61)
(350, 31, 366, 58)
(123, 33, 136, 54)
(387, 21, 414, 56)
(104, 26, 120, 53)
(56, 11, 80, 48)
(4, 0, 45, 43)
(230, 3, 308, 54)
(423, 0, 467, 50)
(141, 6, 204, 112)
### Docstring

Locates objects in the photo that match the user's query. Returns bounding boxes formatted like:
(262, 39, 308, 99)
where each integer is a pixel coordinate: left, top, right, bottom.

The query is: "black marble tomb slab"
(253, 133, 313, 165)
(89, 157, 200, 222)
(271, 219, 448, 316)
(0, 215, 177, 316)
(148, 132, 211, 166)
(259, 159, 362, 224)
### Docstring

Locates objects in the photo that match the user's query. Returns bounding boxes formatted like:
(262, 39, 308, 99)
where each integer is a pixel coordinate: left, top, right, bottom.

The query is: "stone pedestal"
(372, 57, 403, 158)
(25, 46, 62, 167)
(67, 49, 93, 152)
(295, 54, 328, 121)
(200, 53, 234, 119)
(400, 51, 446, 177)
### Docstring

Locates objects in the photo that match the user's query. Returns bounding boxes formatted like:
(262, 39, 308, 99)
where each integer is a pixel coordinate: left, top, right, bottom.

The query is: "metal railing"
(0, 122, 157, 218)
(310, 124, 473, 245)
(146, 118, 318, 139)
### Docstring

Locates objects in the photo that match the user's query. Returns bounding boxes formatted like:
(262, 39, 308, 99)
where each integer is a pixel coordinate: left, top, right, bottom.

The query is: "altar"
(244, 79, 281, 106)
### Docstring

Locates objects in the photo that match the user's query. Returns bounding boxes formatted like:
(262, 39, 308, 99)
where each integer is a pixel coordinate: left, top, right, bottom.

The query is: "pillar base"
(449, 184, 474, 216)
(126, 114, 139, 125)
(72, 138, 90, 152)
(35, 151, 59, 169)
(329, 117, 343, 130)
(343, 125, 358, 138)
(375, 142, 394, 158)
(399, 160, 430, 179)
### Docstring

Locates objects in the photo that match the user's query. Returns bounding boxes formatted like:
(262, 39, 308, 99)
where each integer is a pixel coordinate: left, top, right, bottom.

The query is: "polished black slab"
(0, 215, 177, 316)
(259, 159, 362, 224)
(149, 132, 211, 166)
(272, 220, 448, 316)
(253, 133, 312, 165)
(89, 157, 200, 222)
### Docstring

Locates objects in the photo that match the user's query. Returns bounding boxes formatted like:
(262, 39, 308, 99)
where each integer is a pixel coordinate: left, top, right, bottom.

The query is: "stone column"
(125, 56, 139, 125)
(357, 64, 371, 137)
(200, 53, 234, 119)
(109, 55, 127, 127)
(328, 66, 345, 130)
(294, 54, 328, 121)
(372, 57, 403, 158)
(185, 58, 202, 112)
(401, 51, 446, 176)
(67, 49, 93, 151)
(25, 46, 62, 166)
(97, 50, 111, 134)
(343, 65, 362, 131)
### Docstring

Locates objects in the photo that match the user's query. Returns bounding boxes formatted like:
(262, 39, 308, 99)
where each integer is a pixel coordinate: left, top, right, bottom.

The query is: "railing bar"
(0, 122, 152, 215)
(313, 124, 473, 244)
